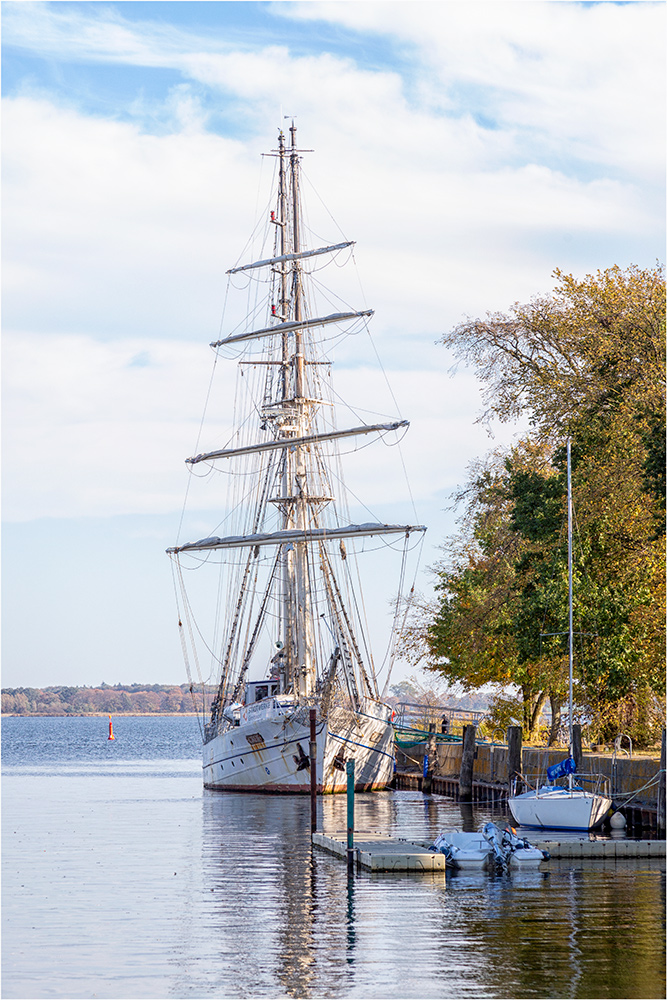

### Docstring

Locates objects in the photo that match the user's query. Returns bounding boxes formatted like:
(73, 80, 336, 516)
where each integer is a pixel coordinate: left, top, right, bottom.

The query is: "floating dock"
(312, 831, 665, 869)
(532, 838, 665, 858)
(312, 831, 446, 872)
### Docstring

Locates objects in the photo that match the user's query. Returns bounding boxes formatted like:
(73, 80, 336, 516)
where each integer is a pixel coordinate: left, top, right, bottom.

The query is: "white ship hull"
(203, 701, 394, 793)
(508, 786, 612, 830)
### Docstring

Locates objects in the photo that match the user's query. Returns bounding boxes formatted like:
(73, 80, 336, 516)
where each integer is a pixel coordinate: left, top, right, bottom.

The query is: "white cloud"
(2, 0, 663, 687)
(282, 1, 666, 183)
(4, 328, 520, 524)
(4, 91, 658, 353)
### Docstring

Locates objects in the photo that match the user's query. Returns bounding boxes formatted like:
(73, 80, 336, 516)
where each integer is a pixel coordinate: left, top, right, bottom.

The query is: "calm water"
(2, 716, 665, 1000)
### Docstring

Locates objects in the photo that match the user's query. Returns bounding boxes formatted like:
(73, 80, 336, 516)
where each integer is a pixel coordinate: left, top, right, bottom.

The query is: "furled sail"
(227, 241, 354, 274)
(186, 420, 408, 465)
(168, 522, 426, 555)
(211, 310, 373, 349)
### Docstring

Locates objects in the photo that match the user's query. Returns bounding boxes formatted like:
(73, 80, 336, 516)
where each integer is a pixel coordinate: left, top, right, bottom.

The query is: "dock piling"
(423, 723, 436, 794)
(309, 708, 317, 833)
(459, 725, 476, 801)
(658, 728, 666, 834)
(507, 726, 522, 796)
(573, 724, 583, 772)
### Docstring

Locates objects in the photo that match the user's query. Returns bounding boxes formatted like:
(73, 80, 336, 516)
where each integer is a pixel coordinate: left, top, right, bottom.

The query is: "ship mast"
(278, 123, 314, 700)
(276, 128, 294, 695)
(289, 123, 314, 699)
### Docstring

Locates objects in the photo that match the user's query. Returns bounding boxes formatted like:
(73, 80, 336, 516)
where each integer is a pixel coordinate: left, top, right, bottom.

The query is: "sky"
(2, 0, 664, 690)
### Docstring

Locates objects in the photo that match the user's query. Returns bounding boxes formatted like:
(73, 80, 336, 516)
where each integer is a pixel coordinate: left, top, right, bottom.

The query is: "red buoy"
(108, 715, 115, 741)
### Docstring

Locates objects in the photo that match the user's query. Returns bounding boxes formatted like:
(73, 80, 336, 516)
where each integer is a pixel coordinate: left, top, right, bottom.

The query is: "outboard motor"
(482, 822, 509, 871)
(502, 824, 551, 862)
(430, 832, 456, 865)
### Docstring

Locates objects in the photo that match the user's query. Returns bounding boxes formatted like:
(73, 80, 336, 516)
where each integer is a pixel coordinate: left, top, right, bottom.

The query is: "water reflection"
(197, 790, 665, 999)
(201, 792, 320, 997)
(346, 872, 356, 965)
(4, 719, 664, 999)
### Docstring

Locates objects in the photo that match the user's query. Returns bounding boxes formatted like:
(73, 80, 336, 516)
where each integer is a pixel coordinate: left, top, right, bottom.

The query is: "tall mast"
(287, 121, 314, 699)
(567, 438, 574, 766)
(276, 129, 295, 693)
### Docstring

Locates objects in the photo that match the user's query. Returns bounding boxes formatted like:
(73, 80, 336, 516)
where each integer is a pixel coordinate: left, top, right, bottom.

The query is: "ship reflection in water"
(200, 789, 665, 1000)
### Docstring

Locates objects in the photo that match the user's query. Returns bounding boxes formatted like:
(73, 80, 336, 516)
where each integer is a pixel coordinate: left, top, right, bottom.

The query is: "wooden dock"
(312, 831, 446, 872)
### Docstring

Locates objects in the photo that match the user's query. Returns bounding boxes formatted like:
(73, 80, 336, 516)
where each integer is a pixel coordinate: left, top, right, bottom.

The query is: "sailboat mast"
(567, 438, 574, 760)
(288, 122, 314, 699)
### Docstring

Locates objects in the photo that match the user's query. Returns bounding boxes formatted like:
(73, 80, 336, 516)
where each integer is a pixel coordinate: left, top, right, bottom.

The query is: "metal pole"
(346, 759, 355, 872)
(567, 438, 574, 759)
(309, 708, 317, 832)
(566, 438, 576, 794)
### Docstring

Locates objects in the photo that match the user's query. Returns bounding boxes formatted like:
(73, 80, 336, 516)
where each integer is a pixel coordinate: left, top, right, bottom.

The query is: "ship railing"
(513, 771, 611, 798)
(394, 702, 486, 731)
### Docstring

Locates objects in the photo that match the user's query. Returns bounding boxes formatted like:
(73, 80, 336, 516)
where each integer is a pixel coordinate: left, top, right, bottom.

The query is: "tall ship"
(168, 124, 425, 792)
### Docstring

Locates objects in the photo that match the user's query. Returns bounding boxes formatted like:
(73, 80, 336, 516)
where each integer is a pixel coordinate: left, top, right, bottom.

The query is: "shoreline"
(2, 712, 202, 718)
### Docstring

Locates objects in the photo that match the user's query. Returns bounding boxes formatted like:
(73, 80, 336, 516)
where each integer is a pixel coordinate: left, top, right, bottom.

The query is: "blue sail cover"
(547, 756, 576, 781)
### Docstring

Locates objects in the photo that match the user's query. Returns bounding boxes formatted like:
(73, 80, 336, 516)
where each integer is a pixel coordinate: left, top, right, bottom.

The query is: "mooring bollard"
(309, 708, 317, 833)
(346, 758, 355, 872)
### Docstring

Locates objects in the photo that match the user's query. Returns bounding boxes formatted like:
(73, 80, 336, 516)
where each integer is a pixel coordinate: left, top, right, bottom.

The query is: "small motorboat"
(430, 822, 548, 871)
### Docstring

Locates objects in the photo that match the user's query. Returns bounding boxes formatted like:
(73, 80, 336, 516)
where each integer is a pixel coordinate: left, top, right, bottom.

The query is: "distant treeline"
(1, 683, 216, 716)
(2, 680, 489, 718)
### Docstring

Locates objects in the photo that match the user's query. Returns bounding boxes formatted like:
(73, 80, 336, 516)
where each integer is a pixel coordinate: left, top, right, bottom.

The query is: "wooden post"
(572, 723, 583, 772)
(658, 728, 666, 834)
(309, 708, 317, 833)
(460, 801, 475, 832)
(459, 724, 476, 801)
(423, 723, 436, 795)
(507, 726, 522, 796)
(346, 759, 355, 872)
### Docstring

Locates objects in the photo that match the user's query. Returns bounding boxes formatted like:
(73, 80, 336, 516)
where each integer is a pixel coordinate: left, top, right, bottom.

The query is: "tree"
(416, 265, 665, 745)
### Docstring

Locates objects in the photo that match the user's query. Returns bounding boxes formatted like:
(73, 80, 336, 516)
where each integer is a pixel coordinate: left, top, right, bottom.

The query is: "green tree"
(416, 265, 665, 745)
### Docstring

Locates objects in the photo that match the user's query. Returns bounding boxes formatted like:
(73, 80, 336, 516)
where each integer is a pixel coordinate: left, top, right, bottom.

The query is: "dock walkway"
(312, 831, 446, 871)
(312, 831, 665, 870)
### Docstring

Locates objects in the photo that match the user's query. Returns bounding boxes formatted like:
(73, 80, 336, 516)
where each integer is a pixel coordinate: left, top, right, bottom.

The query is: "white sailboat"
(508, 440, 612, 830)
(167, 124, 425, 792)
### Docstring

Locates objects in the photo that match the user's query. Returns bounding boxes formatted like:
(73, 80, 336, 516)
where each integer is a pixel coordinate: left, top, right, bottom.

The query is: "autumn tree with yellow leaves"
(414, 265, 665, 746)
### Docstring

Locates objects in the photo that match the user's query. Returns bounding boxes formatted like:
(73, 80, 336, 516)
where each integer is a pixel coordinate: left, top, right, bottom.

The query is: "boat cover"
(546, 756, 576, 781)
